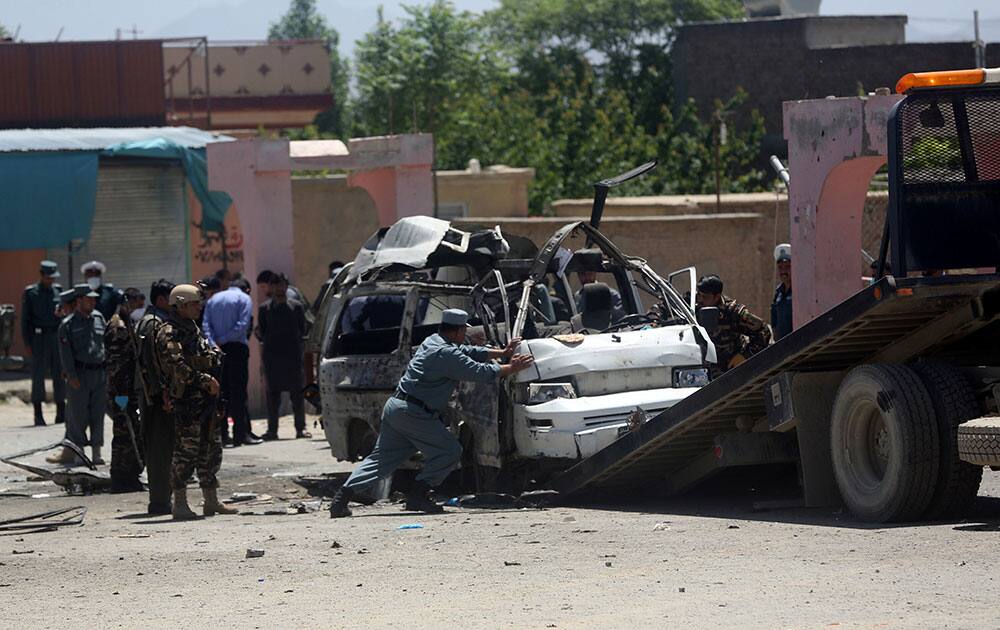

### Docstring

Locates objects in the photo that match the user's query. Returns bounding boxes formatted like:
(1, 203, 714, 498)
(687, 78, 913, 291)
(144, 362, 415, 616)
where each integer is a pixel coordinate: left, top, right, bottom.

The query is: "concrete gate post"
(783, 94, 902, 329)
(207, 138, 294, 415)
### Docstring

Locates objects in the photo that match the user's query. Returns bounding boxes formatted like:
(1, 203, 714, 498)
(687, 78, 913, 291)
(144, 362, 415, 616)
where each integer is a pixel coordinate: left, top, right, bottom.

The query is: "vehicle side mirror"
(696, 307, 720, 335)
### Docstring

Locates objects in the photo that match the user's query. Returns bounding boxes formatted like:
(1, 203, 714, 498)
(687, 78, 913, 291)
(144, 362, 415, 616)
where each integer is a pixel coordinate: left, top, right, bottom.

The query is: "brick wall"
(673, 16, 1000, 155)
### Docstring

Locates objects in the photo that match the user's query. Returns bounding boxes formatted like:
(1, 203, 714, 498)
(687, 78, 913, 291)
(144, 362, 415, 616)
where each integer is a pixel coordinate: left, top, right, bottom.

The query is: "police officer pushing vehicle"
(329, 309, 534, 518)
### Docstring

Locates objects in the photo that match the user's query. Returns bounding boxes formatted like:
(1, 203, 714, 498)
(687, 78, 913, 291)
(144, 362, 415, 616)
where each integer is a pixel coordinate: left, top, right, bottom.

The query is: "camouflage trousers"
(109, 399, 144, 482)
(170, 402, 223, 491)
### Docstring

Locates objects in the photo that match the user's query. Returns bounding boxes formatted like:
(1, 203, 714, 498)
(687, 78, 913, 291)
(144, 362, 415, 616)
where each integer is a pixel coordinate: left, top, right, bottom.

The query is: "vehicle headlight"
(673, 367, 710, 388)
(526, 383, 577, 405)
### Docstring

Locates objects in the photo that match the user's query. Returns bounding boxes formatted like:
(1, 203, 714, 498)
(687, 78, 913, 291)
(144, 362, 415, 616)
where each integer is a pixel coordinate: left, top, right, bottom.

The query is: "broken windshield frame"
(510, 222, 693, 339)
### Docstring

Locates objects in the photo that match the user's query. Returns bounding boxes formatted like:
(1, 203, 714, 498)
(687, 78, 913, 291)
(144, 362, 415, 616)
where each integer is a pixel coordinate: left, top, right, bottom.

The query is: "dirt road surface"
(2, 390, 999, 629)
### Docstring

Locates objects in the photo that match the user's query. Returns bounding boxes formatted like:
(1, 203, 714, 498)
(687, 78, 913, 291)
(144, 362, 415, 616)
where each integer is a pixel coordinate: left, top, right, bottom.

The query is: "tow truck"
(547, 68, 1000, 522)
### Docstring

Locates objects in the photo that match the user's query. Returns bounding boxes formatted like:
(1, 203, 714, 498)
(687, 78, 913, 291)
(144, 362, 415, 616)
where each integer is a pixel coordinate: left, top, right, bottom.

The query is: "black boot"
(148, 501, 172, 516)
(405, 480, 444, 514)
(33, 402, 45, 427)
(329, 486, 353, 519)
(54, 402, 66, 424)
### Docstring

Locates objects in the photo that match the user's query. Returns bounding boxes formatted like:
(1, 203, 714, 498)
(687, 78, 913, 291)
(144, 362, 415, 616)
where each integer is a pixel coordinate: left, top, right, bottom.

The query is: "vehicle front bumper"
(512, 387, 699, 460)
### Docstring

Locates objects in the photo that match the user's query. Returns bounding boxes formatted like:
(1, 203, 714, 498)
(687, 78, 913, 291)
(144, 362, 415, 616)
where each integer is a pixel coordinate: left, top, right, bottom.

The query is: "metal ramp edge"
(547, 275, 1000, 498)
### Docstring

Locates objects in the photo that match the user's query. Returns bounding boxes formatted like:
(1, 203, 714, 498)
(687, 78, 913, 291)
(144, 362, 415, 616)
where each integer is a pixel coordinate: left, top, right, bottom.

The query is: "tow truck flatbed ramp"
(547, 274, 1000, 499)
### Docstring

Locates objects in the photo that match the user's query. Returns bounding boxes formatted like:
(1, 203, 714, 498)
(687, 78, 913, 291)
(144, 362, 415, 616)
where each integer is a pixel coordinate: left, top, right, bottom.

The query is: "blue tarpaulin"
(0, 128, 234, 250)
(0, 152, 99, 250)
(103, 138, 233, 233)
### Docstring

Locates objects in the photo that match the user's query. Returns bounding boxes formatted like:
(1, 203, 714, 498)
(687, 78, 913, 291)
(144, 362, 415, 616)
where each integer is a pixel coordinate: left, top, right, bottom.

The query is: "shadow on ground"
(563, 464, 1000, 531)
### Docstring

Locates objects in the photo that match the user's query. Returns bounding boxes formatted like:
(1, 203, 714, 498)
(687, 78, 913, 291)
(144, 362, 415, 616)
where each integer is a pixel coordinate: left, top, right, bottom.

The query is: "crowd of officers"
(20, 259, 308, 520)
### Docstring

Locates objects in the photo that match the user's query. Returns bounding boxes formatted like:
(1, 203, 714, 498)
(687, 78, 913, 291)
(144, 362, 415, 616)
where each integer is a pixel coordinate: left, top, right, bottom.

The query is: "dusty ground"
(2, 379, 1000, 629)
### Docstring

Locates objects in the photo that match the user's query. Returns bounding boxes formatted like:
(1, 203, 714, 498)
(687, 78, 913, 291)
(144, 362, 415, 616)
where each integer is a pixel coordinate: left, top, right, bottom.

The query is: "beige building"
(435, 163, 534, 219)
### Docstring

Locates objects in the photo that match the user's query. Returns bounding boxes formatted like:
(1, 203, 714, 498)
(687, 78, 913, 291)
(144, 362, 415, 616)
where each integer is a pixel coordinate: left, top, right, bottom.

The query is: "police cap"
(81, 260, 107, 275)
(441, 309, 470, 327)
(169, 284, 203, 306)
(59, 288, 77, 304)
(774, 243, 791, 263)
(73, 283, 99, 299)
(40, 260, 60, 278)
(696, 275, 724, 295)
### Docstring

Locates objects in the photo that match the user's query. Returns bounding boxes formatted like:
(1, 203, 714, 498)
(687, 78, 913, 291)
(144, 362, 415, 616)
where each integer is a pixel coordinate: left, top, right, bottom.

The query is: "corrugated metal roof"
(0, 127, 234, 152)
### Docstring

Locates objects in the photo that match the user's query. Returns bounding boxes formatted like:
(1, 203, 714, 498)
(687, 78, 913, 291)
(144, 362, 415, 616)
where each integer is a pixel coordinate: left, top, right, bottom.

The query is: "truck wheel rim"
(845, 398, 889, 491)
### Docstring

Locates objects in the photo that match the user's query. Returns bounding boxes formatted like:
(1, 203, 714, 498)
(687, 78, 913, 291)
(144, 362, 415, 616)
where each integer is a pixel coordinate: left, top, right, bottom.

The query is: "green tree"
(486, 0, 744, 133)
(268, 0, 351, 137)
(349, 0, 767, 214)
(0, 22, 11, 39)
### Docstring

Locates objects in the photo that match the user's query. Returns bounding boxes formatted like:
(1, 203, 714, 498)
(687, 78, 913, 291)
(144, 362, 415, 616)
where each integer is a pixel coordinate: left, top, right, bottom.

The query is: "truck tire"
(911, 363, 983, 519)
(957, 418, 1000, 467)
(830, 364, 939, 522)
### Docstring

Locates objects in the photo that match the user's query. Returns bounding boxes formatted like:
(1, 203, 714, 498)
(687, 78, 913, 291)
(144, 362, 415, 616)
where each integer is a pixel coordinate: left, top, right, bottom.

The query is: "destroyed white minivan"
(310, 213, 718, 490)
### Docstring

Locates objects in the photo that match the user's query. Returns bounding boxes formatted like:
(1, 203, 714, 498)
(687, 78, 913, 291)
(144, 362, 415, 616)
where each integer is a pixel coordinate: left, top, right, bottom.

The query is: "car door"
(319, 288, 416, 458)
(668, 266, 698, 311)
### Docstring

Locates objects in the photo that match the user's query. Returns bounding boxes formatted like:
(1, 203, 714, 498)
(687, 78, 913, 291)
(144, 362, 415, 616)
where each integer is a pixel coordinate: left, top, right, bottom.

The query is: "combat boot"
(171, 488, 199, 520)
(404, 481, 444, 514)
(202, 487, 238, 516)
(328, 486, 353, 518)
(33, 402, 45, 426)
(54, 402, 66, 424)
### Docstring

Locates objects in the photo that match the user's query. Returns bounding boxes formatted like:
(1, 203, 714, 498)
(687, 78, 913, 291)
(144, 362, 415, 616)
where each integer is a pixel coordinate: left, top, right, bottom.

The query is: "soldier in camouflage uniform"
(136, 279, 176, 515)
(695, 275, 772, 378)
(105, 288, 145, 493)
(155, 284, 237, 520)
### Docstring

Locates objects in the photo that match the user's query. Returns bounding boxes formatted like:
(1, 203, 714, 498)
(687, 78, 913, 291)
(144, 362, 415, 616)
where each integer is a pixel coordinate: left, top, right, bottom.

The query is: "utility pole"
(974, 10, 986, 68)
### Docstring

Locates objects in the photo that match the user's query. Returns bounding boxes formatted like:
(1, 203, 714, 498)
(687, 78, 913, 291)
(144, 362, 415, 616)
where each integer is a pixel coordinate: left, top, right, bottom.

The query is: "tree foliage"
(280, 0, 770, 213)
(268, 0, 351, 137)
(0, 22, 11, 39)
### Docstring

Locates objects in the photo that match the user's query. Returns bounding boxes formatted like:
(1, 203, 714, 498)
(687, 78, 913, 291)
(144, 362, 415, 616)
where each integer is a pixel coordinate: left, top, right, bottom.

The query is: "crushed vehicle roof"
(347, 216, 515, 281)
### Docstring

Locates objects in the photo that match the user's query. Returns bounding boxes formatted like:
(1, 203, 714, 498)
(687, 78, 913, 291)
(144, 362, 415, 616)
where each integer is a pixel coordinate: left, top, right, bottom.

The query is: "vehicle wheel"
(957, 418, 1000, 467)
(911, 362, 983, 519)
(348, 419, 377, 461)
(830, 364, 939, 523)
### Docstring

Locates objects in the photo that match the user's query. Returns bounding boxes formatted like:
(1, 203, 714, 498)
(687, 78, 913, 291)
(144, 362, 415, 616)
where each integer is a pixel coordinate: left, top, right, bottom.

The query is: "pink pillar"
(783, 95, 902, 328)
(207, 139, 294, 415)
(292, 134, 434, 227)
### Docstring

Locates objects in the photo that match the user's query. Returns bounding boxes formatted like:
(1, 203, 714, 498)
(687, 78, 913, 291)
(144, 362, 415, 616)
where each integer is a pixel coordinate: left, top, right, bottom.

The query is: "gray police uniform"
(341, 332, 501, 497)
(22, 280, 65, 405)
(58, 309, 107, 449)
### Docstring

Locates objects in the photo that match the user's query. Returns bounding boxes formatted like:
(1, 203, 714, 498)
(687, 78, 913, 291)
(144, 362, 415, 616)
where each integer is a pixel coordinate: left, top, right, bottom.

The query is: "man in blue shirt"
(203, 280, 260, 446)
(329, 309, 534, 517)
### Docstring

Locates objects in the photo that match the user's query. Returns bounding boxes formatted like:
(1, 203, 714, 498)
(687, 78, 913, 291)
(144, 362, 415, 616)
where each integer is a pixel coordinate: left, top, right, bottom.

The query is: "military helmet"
(169, 284, 203, 306)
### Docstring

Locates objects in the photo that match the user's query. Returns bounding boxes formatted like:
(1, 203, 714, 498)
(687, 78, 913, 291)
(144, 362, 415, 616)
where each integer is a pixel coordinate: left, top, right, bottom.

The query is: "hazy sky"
(3, 0, 999, 52)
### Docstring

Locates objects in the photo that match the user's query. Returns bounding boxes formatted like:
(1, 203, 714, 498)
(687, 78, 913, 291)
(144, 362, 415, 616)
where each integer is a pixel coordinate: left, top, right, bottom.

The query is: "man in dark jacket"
(256, 274, 309, 440)
(21, 260, 65, 426)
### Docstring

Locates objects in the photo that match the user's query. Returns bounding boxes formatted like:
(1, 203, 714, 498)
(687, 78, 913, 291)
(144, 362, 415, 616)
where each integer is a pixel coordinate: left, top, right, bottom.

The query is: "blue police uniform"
(341, 329, 501, 497)
(770, 283, 792, 341)
(58, 299, 108, 451)
(21, 262, 65, 416)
